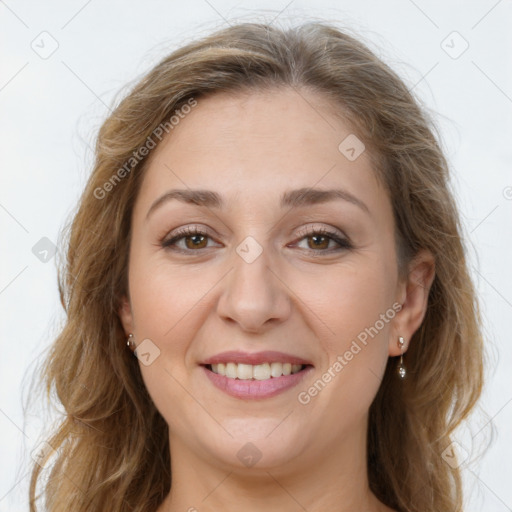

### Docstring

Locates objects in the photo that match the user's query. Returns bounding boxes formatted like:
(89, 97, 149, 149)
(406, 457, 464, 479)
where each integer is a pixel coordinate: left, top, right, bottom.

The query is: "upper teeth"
(210, 362, 304, 380)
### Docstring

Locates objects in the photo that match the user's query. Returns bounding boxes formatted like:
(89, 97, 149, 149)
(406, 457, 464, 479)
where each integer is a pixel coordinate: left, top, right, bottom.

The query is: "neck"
(157, 418, 392, 512)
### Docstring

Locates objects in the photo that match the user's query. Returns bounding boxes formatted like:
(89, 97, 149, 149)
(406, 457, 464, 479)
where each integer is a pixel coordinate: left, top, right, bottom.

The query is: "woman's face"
(119, 88, 422, 472)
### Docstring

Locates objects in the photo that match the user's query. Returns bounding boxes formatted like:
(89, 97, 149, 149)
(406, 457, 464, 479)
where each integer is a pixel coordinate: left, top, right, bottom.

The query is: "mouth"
(202, 362, 312, 380)
(200, 361, 314, 400)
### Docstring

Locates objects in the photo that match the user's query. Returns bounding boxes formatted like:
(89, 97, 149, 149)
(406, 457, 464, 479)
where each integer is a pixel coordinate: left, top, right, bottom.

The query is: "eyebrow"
(145, 187, 370, 221)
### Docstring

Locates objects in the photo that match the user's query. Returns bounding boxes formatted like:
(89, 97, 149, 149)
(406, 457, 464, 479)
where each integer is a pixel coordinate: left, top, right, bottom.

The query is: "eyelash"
(161, 225, 353, 255)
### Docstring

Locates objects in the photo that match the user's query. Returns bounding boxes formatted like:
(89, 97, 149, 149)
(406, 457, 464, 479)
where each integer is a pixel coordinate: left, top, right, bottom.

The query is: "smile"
(201, 363, 313, 400)
(207, 362, 306, 380)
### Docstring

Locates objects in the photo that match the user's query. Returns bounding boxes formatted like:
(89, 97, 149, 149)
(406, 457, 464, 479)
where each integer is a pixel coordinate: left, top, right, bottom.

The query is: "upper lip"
(201, 350, 313, 366)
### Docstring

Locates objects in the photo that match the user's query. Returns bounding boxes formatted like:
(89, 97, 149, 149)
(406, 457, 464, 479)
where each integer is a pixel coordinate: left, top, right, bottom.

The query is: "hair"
(28, 20, 484, 512)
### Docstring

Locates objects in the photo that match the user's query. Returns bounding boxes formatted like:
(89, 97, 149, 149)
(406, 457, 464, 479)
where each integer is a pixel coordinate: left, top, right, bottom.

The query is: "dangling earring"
(126, 333, 135, 351)
(397, 336, 406, 379)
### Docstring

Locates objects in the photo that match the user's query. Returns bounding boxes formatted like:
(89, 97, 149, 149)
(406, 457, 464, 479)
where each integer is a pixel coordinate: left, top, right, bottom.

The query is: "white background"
(1, 1, 511, 510)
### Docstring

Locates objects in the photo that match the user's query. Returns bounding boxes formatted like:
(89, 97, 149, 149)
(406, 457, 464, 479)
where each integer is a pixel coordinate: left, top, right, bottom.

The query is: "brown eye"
(306, 234, 331, 250)
(183, 233, 208, 249)
(162, 227, 216, 252)
(294, 227, 352, 253)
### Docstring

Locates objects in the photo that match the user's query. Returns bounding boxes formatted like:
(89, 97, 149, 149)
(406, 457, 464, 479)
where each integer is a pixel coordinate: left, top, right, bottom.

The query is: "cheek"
(318, 262, 392, 342)
(128, 252, 220, 383)
(127, 257, 210, 427)
(311, 260, 394, 394)
(129, 252, 201, 336)
(288, 261, 396, 443)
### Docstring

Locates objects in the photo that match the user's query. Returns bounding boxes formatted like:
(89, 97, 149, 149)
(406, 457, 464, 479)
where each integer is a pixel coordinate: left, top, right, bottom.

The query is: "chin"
(196, 420, 309, 471)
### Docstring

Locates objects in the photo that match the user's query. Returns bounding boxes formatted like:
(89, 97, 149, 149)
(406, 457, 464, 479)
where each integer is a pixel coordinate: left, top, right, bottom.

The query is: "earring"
(397, 336, 406, 379)
(126, 333, 135, 351)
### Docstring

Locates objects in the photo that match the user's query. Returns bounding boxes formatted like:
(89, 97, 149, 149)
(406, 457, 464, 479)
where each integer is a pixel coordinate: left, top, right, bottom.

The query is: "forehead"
(135, 88, 388, 218)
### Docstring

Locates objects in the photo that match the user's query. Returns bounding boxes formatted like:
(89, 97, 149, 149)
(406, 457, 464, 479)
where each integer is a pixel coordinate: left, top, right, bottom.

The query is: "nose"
(216, 239, 292, 333)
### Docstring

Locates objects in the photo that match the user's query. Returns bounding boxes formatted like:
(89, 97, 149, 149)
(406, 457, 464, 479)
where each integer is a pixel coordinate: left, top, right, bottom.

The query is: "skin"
(119, 87, 435, 512)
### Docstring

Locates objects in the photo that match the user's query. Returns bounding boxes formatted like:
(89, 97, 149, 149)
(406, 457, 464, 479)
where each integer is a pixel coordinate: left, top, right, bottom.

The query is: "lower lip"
(202, 365, 313, 400)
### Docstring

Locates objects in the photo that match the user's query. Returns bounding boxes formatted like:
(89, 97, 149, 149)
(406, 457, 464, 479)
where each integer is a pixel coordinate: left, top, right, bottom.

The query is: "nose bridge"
(217, 234, 290, 330)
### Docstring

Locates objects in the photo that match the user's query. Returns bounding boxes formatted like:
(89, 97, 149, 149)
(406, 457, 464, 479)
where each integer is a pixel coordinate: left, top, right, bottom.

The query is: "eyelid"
(290, 224, 352, 251)
(293, 224, 344, 239)
(160, 223, 352, 253)
(161, 224, 216, 247)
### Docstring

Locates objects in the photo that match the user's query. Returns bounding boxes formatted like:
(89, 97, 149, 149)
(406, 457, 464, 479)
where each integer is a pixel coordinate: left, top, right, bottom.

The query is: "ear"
(389, 248, 435, 356)
(118, 294, 134, 337)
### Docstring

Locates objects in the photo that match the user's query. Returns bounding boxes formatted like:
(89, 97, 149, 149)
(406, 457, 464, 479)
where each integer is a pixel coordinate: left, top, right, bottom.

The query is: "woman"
(29, 21, 484, 512)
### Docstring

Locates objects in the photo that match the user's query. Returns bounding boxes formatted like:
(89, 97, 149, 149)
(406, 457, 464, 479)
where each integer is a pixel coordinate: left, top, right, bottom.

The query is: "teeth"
(225, 362, 237, 379)
(270, 362, 283, 377)
(209, 362, 304, 379)
(237, 363, 253, 380)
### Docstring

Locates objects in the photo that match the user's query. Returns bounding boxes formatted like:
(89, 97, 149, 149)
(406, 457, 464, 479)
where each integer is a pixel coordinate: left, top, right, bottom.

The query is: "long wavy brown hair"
(27, 21, 484, 512)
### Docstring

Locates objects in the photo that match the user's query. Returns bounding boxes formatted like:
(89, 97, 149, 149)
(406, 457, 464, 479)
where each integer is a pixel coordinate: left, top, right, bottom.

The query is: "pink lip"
(202, 365, 313, 400)
(201, 350, 313, 366)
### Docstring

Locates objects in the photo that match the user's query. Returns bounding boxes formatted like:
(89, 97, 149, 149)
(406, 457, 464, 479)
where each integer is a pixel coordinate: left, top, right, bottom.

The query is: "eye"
(292, 226, 352, 253)
(161, 225, 219, 252)
(160, 225, 352, 254)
